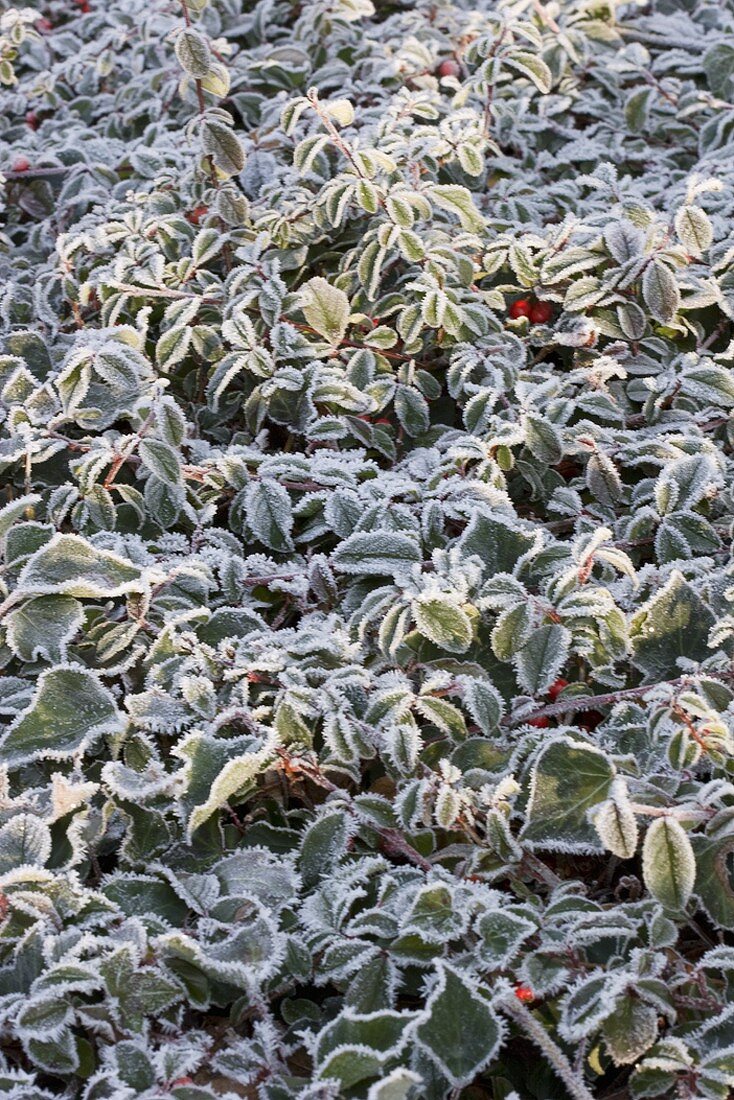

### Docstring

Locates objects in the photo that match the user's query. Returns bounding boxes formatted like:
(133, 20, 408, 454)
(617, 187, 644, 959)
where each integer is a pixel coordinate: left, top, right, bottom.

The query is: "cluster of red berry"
(185, 204, 209, 225)
(527, 678, 568, 728)
(508, 298, 553, 324)
(437, 59, 461, 79)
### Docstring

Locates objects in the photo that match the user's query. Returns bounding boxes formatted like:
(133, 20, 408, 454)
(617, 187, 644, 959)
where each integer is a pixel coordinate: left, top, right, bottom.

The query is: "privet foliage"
(1, 0, 734, 1095)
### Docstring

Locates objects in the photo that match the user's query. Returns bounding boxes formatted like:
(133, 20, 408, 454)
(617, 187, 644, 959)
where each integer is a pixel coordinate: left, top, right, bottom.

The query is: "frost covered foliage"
(2, 0, 734, 1096)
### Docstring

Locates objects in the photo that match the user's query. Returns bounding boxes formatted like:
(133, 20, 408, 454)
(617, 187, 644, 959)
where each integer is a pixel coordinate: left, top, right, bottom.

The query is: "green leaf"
(703, 41, 734, 97)
(332, 530, 422, 578)
(17, 533, 146, 598)
(413, 963, 503, 1086)
(603, 995, 658, 1066)
(6, 595, 83, 663)
(505, 50, 553, 93)
(0, 814, 51, 872)
(592, 780, 639, 859)
(201, 118, 246, 176)
(491, 602, 533, 660)
(515, 623, 570, 695)
(674, 205, 713, 257)
(25, 1029, 79, 1075)
(524, 414, 563, 465)
(363, 1068, 422, 1100)
(176, 730, 278, 839)
(138, 438, 182, 486)
(300, 811, 350, 888)
(523, 737, 616, 851)
(155, 326, 193, 372)
(457, 142, 484, 176)
(630, 570, 714, 680)
(692, 826, 734, 930)
(0, 665, 125, 766)
(642, 817, 695, 912)
(461, 677, 504, 733)
(175, 28, 211, 78)
(17, 996, 72, 1039)
(245, 478, 294, 552)
(617, 301, 647, 340)
(642, 261, 680, 323)
(413, 593, 473, 654)
(101, 947, 183, 1033)
(394, 385, 430, 436)
(430, 185, 485, 233)
(476, 910, 535, 966)
(300, 277, 350, 345)
(317, 1048, 383, 1089)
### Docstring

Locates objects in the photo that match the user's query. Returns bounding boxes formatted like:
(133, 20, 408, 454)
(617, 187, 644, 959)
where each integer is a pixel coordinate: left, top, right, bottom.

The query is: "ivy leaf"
(413, 963, 504, 1086)
(523, 737, 616, 851)
(630, 571, 714, 680)
(17, 534, 147, 598)
(0, 814, 52, 873)
(5, 595, 84, 663)
(176, 730, 278, 839)
(0, 666, 125, 766)
(101, 948, 183, 1033)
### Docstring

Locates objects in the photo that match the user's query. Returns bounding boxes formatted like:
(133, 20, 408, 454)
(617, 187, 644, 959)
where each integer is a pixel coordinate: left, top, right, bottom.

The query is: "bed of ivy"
(2, 0, 734, 1096)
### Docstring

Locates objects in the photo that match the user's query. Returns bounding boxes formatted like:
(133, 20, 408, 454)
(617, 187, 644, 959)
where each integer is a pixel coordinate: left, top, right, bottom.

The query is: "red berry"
(529, 301, 553, 324)
(509, 298, 531, 319)
(185, 204, 208, 225)
(11, 157, 31, 172)
(438, 59, 460, 79)
(35, 17, 53, 31)
(528, 716, 550, 728)
(514, 985, 535, 1003)
(548, 678, 568, 701)
(25, 111, 39, 130)
(170, 1079, 194, 1088)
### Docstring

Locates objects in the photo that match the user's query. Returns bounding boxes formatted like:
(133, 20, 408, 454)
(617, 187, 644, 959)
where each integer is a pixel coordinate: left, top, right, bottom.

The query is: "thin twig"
(501, 998, 595, 1100)
(506, 669, 734, 727)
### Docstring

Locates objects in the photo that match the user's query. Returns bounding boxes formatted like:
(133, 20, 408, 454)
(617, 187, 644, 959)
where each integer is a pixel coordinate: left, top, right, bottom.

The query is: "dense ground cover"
(2, 0, 734, 1095)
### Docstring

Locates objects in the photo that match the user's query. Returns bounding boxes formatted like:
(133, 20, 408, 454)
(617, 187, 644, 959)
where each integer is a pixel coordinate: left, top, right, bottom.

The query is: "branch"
(506, 669, 734, 728)
(275, 751, 432, 872)
(500, 998, 595, 1100)
(3, 165, 80, 181)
